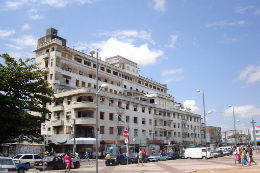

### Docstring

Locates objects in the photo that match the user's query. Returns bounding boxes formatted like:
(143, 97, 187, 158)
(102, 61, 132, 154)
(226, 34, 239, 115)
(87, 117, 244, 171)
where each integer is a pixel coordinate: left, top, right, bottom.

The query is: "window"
(109, 113, 113, 121)
(148, 108, 151, 114)
(173, 123, 176, 128)
(142, 106, 145, 113)
(22, 155, 33, 159)
(67, 97, 71, 105)
(126, 103, 129, 110)
(35, 155, 42, 159)
(149, 130, 152, 136)
(100, 97, 104, 105)
(50, 74, 53, 80)
(100, 112, 104, 120)
(66, 79, 69, 84)
(133, 105, 137, 111)
(109, 127, 113, 134)
(100, 126, 104, 134)
(109, 100, 114, 107)
(117, 115, 122, 121)
(178, 123, 180, 128)
(173, 113, 175, 118)
(134, 129, 138, 136)
(149, 119, 152, 125)
(134, 117, 138, 124)
(79, 71, 83, 75)
(76, 80, 79, 87)
(142, 118, 145, 125)
(51, 59, 54, 67)
(126, 116, 129, 122)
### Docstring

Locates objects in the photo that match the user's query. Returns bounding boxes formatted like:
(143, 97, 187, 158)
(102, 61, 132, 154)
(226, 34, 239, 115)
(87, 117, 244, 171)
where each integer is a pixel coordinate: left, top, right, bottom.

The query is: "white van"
(185, 147, 213, 159)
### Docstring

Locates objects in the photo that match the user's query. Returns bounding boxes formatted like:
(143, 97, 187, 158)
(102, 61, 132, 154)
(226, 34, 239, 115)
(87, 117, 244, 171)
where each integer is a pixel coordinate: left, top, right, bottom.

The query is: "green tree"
(0, 53, 54, 142)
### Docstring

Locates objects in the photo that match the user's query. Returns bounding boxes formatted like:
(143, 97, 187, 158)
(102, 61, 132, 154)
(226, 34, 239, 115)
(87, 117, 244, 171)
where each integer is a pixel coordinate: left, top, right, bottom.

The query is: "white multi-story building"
(34, 28, 204, 155)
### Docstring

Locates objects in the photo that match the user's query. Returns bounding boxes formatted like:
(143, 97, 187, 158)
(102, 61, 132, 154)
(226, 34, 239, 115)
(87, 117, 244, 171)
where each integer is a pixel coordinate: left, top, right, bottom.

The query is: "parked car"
(107, 154, 128, 165)
(16, 163, 29, 173)
(211, 151, 219, 158)
(179, 152, 185, 159)
(147, 153, 168, 161)
(53, 153, 81, 163)
(34, 156, 80, 171)
(128, 153, 148, 163)
(0, 157, 17, 173)
(222, 149, 231, 156)
(166, 152, 179, 160)
(213, 150, 223, 157)
(13, 154, 42, 167)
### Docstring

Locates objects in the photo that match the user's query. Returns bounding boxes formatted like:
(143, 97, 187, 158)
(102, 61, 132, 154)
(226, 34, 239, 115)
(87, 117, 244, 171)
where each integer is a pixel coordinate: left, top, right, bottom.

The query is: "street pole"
(95, 49, 99, 173)
(232, 106, 236, 145)
(73, 119, 76, 155)
(251, 118, 257, 148)
(197, 89, 207, 158)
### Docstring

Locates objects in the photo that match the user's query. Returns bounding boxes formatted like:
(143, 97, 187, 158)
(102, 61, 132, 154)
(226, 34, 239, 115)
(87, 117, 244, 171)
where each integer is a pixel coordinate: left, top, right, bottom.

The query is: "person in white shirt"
(138, 148, 143, 166)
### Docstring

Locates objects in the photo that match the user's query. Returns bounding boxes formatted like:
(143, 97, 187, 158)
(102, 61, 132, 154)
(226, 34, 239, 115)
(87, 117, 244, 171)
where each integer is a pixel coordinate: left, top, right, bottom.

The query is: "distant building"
(221, 129, 250, 145)
(206, 126, 222, 147)
(250, 126, 260, 146)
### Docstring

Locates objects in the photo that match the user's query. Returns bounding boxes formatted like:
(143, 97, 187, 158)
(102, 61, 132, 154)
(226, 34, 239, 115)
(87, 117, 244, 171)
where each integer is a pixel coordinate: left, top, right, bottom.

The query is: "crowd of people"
(233, 144, 257, 166)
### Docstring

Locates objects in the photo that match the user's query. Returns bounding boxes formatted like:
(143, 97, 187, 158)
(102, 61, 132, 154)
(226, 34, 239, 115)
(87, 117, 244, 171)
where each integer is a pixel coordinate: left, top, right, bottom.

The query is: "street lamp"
(89, 49, 108, 173)
(228, 105, 237, 145)
(197, 89, 208, 159)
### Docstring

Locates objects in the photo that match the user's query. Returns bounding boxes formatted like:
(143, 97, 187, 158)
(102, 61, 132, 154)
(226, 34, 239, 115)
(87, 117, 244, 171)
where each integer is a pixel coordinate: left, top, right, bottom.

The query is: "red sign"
(123, 131, 129, 138)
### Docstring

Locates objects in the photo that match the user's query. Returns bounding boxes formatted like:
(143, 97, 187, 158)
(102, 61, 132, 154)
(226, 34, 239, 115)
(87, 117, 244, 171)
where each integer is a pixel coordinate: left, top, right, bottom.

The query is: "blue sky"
(0, 0, 260, 132)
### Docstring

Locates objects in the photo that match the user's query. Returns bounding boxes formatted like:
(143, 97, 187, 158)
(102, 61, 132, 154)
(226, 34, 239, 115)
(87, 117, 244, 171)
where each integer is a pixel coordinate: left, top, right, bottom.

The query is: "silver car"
(0, 157, 17, 173)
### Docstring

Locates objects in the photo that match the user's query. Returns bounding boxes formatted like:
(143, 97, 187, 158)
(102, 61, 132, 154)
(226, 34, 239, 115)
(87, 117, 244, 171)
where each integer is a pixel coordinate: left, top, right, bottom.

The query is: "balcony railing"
(51, 120, 64, 126)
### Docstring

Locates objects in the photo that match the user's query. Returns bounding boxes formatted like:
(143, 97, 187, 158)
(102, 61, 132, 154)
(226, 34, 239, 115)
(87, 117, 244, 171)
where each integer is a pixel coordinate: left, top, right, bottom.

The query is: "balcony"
(116, 107, 125, 114)
(42, 53, 50, 59)
(51, 120, 64, 126)
(75, 117, 96, 125)
(153, 114, 164, 120)
(154, 125, 165, 131)
(68, 101, 96, 110)
(116, 121, 126, 126)
(52, 105, 64, 112)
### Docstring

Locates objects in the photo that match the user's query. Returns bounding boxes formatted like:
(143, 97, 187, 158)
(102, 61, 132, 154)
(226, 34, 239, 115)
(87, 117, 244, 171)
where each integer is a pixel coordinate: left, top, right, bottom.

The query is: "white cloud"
(0, 29, 16, 37)
(236, 64, 260, 83)
(96, 30, 155, 44)
(3, 0, 94, 10)
(27, 8, 44, 20)
(162, 76, 184, 84)
(10, 35, 38, 47)
(5, 44, 23, 50)
(183, 100, 200, 112)
(152, 0, 166, 12)
(89, 38, 163, 66)
(21, 23, 31, 31)
(206, 20, 245, 27)
(166, 34, 178, 48)
(161, 68, 183, 76)
(255, 9, 260, 15)
(235, 5, 255, 14)
(223, 105, 260, 118)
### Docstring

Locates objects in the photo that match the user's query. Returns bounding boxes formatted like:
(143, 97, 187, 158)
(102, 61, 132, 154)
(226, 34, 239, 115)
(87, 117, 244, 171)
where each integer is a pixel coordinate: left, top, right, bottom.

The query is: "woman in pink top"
(63, 152, 71, 172)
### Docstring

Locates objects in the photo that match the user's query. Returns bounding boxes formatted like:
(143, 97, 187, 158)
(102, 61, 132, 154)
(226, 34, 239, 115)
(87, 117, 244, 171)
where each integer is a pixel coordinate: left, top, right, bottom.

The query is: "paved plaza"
(28, 153, 260, 173)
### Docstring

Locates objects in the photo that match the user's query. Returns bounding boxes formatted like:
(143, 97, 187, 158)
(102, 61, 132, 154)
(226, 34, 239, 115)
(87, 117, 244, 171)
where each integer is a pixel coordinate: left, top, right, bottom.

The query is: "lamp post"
(228, 105, 237, 145)
(197, 89, 209, 159)
(89, 49, 108, 173)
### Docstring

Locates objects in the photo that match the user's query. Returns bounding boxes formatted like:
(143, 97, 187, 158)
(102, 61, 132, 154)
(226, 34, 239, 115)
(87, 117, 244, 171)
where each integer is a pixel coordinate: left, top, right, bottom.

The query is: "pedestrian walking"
(63, 152, 71, 172)
(241, 148, 248, 166)
(137, 148, 143, 166)
(236, 145, 241, 164)
(105, 152, 111, 166)
(248, 145, 257, 166)
(233, 146, 237, 164)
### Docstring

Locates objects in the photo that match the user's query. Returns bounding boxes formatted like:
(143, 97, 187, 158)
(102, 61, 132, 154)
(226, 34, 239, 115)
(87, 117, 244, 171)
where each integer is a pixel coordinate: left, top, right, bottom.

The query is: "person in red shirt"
(63, 152, 71, 172)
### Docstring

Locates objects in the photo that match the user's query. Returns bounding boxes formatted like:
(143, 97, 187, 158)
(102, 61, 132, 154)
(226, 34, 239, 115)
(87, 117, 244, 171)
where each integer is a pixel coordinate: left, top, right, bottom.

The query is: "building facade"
(33, 28, 205, 156)
(206, 126, 222, 147)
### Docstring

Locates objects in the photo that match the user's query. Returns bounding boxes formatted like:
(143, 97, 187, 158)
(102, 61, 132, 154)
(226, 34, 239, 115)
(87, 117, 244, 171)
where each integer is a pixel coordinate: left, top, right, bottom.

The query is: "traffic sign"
(124, 138, 128, 144)
(123, 130, 129, 138)
(41, 123, 47, 135)
(133, 137, 136, 142)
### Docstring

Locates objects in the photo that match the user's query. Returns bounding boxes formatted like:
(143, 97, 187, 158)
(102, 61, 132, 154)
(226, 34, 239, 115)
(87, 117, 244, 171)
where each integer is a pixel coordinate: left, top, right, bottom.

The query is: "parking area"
(27, 153, 260, 173)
